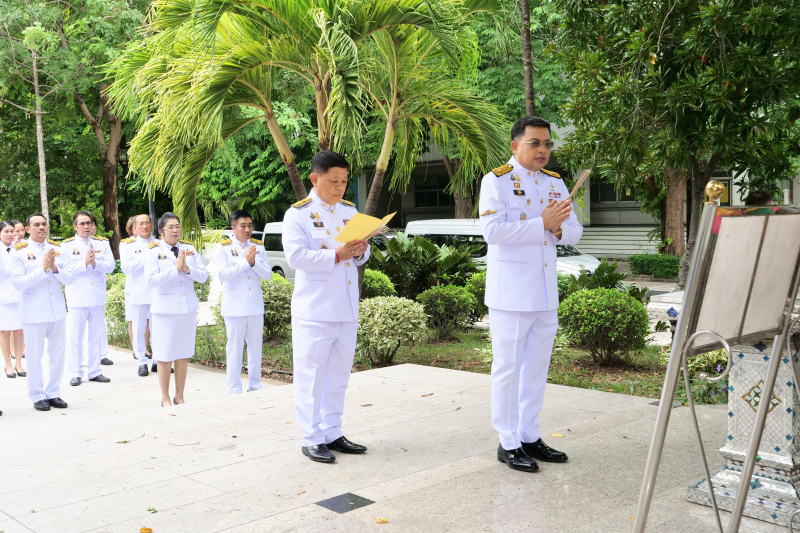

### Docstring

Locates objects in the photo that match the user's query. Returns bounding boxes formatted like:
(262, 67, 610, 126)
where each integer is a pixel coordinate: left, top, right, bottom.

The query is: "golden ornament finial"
(705, 180, 725, 205)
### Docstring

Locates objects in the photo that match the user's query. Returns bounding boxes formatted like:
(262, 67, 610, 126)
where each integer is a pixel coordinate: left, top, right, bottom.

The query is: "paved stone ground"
(0, 352, 782, 532)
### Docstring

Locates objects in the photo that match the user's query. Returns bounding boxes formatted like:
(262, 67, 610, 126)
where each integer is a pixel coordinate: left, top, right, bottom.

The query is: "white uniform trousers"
(489, 307, 558, 451)
(68, 306, 105, 380)
(292, 317, 357, 447)
(131, 304, 151, 365)
(22, 319, 66, 402)
(224, 314, 264, 394)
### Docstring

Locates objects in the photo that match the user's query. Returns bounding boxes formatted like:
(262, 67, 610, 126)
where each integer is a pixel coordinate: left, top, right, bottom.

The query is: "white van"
(261, 222, 296, 282)
(404, 218, 600, 276)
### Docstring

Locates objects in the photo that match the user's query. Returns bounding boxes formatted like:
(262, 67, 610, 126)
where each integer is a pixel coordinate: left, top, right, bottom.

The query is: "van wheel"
(273, 267, 285, 278)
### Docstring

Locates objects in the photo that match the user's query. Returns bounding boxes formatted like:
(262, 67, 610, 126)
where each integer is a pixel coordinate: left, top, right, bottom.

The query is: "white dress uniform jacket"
(121, 235, 158, 365)
(215, 237, 271, 394)
(282, 190, 370, 447)
(0, 244, 22, 331)
(479, 157, 583, 452)
(60, 235, 115, 307)
(9, 239, 75, 402)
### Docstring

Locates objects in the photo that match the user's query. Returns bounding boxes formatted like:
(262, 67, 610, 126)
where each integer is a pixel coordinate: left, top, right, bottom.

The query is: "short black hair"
(0, 221, 13, 232)
(73, 210, 97, 225)
(229, 210, 253, 226)
(25, 213, 47, 227)
(157, 212, 180, 231)
(311, 150, 349, 174)
(745, 189, 772, 206)
(10, 219, 22, 227)
(511, 116, 551, 141)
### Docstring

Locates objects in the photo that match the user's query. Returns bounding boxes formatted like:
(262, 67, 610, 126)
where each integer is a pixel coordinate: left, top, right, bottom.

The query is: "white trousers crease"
(68, 305, 106, 379)
(224, 314, 264, 394)
(292, 317, 357, 447)
(22, 319, 66, 402)
(131, 304, 151, 365)
(489, 307, 558, 451)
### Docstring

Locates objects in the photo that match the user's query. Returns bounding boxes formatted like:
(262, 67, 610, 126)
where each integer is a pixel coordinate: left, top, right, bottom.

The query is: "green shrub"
(628, 253, 680, 278)
(106, 272, 125, 290)
(566, 258, 628, 295)
(465, 271, 488, 322)
(558, 272, 572, 301)
(261, 273, 294, 339)
(558, 288, 649, 364)
(361, 269, 396, 299)
(357, 296, 427, 367)
(105, 279, 131, 349)
(416, 285, 476, 342)
(194, 274, 212, 302)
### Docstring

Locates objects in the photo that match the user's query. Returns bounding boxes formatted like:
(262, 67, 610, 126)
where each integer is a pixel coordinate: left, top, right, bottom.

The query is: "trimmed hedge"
(465, 271, 488, 322)
(628, 253, 680, 279)
(417, 285, 476, 342)
(361, 268, 396, 299)
(357, 296, 427, 367)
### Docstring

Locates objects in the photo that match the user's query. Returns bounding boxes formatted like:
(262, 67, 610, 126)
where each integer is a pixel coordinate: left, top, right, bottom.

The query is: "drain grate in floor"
(315, 492, 375, 514)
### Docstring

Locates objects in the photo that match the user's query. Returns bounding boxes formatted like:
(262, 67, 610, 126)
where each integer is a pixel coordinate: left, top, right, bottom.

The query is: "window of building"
(591, 178, 639, 204)
(414, 175, 454, 208)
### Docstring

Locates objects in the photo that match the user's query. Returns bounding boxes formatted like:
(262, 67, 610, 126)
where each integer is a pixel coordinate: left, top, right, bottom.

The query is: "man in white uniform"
(61, 211, 115, 386)
(215, 210, 271, 394)
(480, 116, 583, 472)
(9, 214, 75, 411)
(283, 150, 370, 463)
(120, 214, 158, 376)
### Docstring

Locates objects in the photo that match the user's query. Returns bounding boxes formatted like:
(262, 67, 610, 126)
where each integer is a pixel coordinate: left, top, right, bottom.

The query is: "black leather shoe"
(70, 377, 81, 386)
(497, 444, 539, 472)
(100, 358, 113, 365)
(89, 375, 110, 383)
(327, 436, 367, 454)
(138, 364, 149, 377)
(145, 353, 153, 359)
(151, 362, 158, 373)
(34, 400, 50, 411)
(47, 398, 68, 409)
(16, 371, 25, 377)
(522, 438, 568, 463)
(6, 372, 15, 378)
(302, 444, 336, 463)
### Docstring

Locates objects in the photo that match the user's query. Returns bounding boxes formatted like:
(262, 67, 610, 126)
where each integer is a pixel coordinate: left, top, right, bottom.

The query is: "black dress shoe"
(6, 372, 15, 378)
(302, 444, 336, 463)
(16, 371, 25, 377)
(138, 364, 149, 377)
(145, 353, 153, 359)
(33, 400, 51, 411)
(47, 398, 68, 409)
(100, 358, 113, 365)
(327, 436, 367, 454)
(70, 377, 81, 386)
(89, 375, 110, 383)
(151, 362, 158, 373)
(522, 438, 568, 463)
(497, 444, 539, 472)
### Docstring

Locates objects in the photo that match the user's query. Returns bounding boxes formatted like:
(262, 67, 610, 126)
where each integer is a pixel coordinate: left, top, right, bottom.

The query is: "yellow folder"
(334, 212, 396, 243)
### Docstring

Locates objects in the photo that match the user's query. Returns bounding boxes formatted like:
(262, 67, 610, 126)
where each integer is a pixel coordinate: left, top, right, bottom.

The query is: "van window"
(413, 233, 450, 247)
(263, 234, 283, 252)
(557, 244, 581, 257)
(452, 235, 488, 257)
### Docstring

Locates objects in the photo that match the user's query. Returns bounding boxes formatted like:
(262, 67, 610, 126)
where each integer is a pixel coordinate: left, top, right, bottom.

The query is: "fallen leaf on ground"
(374, 517, 389, 524)
(297, 491, 306, 495)
(169, 413, 176, 417)
(350, 477, 354, 479)
(61, 413, 66, 415)
(361, 404, 372, 407)
(30, 510, 35, 513)
(286, 421, 293, 424)
(117, 440, 129, 444)
(422, 393, 433, 397)
(607, 389, 614, 392)
(140, 528, 153, 533)
(551, 433, 565, 438)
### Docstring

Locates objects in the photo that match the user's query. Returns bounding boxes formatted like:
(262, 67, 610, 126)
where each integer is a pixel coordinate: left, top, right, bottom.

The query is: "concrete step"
(579, 225, 658, 258)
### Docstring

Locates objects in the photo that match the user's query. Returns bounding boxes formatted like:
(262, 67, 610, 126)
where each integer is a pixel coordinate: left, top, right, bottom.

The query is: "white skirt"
(0, 301, 22, 331)
(151, 312, 196, 362)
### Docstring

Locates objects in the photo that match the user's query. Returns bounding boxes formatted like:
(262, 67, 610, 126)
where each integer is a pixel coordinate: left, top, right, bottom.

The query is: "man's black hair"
(157, 212, 180, 231)
(511, 116, 551, 140)
(311, 150, 350, 174)
(73, 210, 97, 225)
(745, 189, 773, 206)
(229, 210, 253, 226)
(25, 213, 47, 227)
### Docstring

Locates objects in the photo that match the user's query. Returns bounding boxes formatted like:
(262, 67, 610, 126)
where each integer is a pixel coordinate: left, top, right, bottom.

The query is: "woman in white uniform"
(0, 221, 25, 378)
(9, 219, 26, 363)
(145, 213, 208, 407)
(124, 216, 138, 349)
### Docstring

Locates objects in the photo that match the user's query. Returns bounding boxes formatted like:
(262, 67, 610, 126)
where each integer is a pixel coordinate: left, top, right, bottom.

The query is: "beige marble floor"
(0, 349, 781, 532)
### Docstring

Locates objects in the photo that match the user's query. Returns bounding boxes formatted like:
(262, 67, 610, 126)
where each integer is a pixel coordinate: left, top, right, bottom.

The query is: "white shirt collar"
(309, 189, 337, 211)
(233, 237, 248, 247)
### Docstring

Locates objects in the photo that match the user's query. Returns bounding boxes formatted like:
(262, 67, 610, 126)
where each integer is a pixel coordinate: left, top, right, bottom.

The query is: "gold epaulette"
(339, 199, 355, 207)
(178, 239, 192, 245)
(148, 241, 160, 249)
(542, 168, 561, 179)
(492, 164, 513, 177)
(92, 235, 109, 241)
(62, 236, 75, 243)
(220, 239, 232, 246)
(250, 238, 263, 245)
(47, 239, 60, 247)
(291, 197, 312, 208)
(121, 237, 135, 244)
(14, 242, 27, 251)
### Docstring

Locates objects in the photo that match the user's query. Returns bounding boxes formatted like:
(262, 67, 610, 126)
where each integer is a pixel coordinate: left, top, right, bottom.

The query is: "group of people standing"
(1, 115, 580, 472)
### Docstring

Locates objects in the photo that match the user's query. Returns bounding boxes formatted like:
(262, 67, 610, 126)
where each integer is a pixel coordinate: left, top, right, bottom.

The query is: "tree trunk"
(364, 119, 396, 217)
(443, 155, 473, 218)
(314, 73, 331, 151)
(520, 0, 536, 116)
(663, 167, 686, 256)
(32, 49, 49, 220)
(263, 109, 306, 201)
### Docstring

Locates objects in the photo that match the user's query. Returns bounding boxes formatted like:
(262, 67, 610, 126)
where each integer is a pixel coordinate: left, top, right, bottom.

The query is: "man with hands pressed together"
(282, 150, 369, 463)
(480, 116, 583, 472)
(9, 214, 75, 411)
(215, 210, 271, 395)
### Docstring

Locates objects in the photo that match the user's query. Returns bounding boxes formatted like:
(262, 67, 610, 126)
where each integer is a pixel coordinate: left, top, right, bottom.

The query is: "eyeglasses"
(163, 225, 181, 231)
(136, 222, 153, 227)
(521, 140, 555, 150)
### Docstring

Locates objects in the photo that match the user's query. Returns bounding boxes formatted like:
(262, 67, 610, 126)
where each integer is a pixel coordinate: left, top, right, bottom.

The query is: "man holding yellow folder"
(283, 150, 370, 463)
